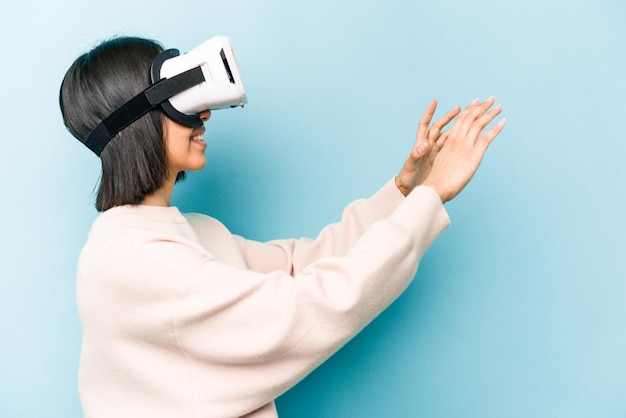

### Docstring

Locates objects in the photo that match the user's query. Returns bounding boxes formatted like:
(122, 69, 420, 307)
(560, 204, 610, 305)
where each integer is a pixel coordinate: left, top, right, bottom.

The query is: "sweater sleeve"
(164, 186, 449, 416)
(233, 178, 407, 275)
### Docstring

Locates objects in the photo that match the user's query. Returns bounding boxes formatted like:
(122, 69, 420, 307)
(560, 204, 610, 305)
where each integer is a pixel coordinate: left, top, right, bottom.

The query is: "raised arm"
(234, 100, 488, 275)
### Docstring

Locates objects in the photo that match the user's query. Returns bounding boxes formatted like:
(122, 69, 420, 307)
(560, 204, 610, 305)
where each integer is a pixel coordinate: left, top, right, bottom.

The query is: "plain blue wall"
(1, 0, 625, 416)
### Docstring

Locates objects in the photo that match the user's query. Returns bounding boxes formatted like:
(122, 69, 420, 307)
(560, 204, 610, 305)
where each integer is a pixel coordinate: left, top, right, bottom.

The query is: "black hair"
(60, 36, 183, 212)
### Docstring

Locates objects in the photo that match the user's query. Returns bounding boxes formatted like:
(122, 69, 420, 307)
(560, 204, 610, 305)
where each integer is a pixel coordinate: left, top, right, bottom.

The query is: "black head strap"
(150, 49, 206, 129)
(84, 65, 205, 156)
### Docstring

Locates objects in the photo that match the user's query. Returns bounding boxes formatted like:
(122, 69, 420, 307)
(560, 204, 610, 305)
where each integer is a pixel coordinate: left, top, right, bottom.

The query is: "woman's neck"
(141, 174, 176, 207)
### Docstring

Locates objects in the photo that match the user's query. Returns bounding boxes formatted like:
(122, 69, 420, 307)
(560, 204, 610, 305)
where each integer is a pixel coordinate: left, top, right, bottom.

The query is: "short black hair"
(60, 36, 181, 212)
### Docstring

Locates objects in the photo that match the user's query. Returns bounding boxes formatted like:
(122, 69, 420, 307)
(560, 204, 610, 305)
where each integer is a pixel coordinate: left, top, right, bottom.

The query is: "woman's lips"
(190, 126, 206, 146)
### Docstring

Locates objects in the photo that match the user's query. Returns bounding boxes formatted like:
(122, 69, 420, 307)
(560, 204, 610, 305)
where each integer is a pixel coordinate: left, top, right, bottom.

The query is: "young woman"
(60, 36, 505, 418)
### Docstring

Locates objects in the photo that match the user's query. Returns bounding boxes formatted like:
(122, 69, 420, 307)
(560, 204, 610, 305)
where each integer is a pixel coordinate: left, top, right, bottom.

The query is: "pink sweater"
(77, 180, 450, 417)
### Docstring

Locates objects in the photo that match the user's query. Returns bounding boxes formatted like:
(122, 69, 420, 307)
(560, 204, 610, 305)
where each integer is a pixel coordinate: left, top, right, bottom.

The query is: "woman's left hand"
(395, 99, 461, 196)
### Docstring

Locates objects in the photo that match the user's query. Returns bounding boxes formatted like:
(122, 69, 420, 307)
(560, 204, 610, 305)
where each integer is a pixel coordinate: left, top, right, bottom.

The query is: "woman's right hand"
(421, 97, 505, 203)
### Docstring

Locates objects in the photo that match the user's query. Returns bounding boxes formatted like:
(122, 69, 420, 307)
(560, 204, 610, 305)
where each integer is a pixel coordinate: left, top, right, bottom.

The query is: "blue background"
(1, 0, 625, 417)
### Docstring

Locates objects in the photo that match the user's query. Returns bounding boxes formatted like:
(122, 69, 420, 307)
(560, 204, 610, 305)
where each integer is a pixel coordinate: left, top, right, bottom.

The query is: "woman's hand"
(395, 100, 461, 196)
(421, 97, 505, 203)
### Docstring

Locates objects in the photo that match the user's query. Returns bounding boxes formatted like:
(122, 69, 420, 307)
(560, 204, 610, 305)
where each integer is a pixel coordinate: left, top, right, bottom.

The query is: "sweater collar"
(99, 204, 188, 224)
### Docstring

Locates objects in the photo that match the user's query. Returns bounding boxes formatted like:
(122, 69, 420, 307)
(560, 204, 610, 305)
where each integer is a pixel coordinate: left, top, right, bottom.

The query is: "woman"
(60, 36, 504, 418)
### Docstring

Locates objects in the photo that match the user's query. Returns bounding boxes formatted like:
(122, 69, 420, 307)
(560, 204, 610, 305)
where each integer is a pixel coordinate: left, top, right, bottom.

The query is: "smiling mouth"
(190, 126, 206, 144)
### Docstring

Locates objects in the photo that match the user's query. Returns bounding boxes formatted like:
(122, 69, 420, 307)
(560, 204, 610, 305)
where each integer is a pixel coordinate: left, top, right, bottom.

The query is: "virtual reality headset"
(85, 35, 247, 156)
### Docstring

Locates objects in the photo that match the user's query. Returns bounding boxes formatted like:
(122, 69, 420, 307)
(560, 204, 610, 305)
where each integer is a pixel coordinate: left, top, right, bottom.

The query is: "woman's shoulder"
(79, 206, 220, 276)
(82, 205, 193, 250)
(182, 212, 237, 243)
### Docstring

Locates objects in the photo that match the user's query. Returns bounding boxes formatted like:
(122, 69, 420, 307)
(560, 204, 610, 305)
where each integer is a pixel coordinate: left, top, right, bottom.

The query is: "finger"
(409, 140, 430, 161)
(477, 118, 506, 152)
(435, 130, 449, 151)
(466, 103, 502, 141)
(451, 97, 495, 139)
(446, 98, 479, 139)
(416, 99, 438, 142)
(428, 106, 461, 142)
(478, 97, 496, 117)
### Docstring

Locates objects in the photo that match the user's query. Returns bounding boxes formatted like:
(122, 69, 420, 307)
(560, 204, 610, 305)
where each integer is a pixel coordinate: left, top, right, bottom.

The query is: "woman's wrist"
(394, 176, 413, 197)
(420, 180, 447, 203)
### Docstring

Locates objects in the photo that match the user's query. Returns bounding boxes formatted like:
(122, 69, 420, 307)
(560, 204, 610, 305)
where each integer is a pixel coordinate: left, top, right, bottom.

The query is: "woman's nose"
(199, 110, 211, 122)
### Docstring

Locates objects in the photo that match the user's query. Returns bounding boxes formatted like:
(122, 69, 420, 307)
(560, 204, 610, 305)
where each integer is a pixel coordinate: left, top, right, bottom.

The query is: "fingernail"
(417, 142, 428, 154)
(471, 98, 479, 105)
(497, 118, 506, 127)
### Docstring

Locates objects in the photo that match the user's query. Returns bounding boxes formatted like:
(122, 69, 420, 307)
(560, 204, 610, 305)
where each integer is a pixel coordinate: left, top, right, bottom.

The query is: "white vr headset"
(85, 35, 247, 156)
